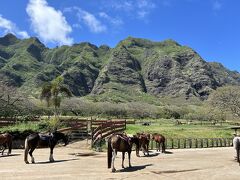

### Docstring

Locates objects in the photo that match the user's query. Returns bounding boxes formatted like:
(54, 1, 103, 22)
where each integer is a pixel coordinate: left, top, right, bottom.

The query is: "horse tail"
(24, 138, 29, 162)
(107, 138, 112, 169)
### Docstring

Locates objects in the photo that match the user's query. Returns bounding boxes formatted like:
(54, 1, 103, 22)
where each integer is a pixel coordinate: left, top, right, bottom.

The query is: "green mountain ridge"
(0, 33, 239, 101)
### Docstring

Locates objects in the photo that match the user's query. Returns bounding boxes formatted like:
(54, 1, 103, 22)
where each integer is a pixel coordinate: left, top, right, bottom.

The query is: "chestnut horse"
(152, 133, 166, 153)
(137, 133, 150, 156)
(0, 133, 13, 156)
(107, 133, 140, 172)
(24, 131, 68, 164)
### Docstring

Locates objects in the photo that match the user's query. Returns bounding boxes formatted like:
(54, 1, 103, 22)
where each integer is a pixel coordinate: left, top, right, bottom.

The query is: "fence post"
(124, 119, 127, 130)
(220, 139, 223, 147)
(195, 139, 198, 148)
(171, 139, 174, 149)
(91, 126, 94, 148)
(99, 124, 103, 151)
(189, 139, 192, 148)
(177, 139, 180, 149)
(206, 139, 209, 148)
(223, 138, 226, 147)
(200, 139, 203, 148)
(211, 138, 214, 147)
(183, 139, 186, 148)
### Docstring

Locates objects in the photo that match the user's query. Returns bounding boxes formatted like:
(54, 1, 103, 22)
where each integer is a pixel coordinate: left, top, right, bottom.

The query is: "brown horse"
(137, 133, 150, 156)
(107, 133, 140, 172)
(0, 133, 13, 156)
(151, 133, 165, 153)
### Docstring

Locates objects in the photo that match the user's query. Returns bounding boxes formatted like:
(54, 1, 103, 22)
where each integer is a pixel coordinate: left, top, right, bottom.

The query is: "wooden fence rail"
(91, 119, 126, 147)
(149, 138, 233, 150)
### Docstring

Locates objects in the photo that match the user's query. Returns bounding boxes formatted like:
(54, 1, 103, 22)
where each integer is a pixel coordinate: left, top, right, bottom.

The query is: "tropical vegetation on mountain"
(0, 33, 240, 120)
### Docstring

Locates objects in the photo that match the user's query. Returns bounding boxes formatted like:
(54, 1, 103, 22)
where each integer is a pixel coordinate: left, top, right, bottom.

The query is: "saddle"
(39, 133, 53, 142)
(118, 134, 131, 145)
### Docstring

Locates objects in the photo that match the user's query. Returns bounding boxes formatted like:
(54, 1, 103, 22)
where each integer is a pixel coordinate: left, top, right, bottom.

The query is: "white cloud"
(0, 15, 29, 38)
(80, 10, 107, 33)
(99, 12, 123, 26)
(104, 0, 155, 19)
(213, 0, 222, 11)
(65, 7, 106, 33)
(26, 0, 73, 45)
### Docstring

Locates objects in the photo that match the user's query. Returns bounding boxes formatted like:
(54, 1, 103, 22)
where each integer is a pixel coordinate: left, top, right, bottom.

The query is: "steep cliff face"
(0, 34, 239, 100)
(92, 45, 146, 95)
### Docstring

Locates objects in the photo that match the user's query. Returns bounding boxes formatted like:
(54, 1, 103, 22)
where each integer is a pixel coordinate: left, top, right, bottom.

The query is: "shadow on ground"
(151, 168, 202, 174)
(164, 151, 173, 154)
(117, 164, 153, 172)
(34, 158, 79, 164)
(0, 154, 21, 158)
(69, 152, 97, 157)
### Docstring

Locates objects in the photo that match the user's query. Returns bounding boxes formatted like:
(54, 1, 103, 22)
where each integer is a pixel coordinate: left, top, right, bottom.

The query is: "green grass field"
(126, 119, 234, 138)
(0, 118, 235, 139)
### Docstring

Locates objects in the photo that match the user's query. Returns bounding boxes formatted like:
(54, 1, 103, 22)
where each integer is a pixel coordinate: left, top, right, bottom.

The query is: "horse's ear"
(52, 128, 57, 133)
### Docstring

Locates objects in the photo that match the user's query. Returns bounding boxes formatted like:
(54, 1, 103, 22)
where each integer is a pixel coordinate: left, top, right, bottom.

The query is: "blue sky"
(0, 0, 239, 71)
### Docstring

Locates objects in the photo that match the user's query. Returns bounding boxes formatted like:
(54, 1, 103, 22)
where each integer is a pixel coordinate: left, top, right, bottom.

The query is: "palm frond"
(59, 85, 72, 98)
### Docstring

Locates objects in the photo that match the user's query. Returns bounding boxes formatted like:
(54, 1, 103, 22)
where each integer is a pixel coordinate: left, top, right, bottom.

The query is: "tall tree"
(208, 86, 240, 118)
(40, 76, 72, 117)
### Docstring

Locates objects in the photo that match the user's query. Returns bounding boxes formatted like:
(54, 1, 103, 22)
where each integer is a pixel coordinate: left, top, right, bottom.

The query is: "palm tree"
(40, 76, 72, 117)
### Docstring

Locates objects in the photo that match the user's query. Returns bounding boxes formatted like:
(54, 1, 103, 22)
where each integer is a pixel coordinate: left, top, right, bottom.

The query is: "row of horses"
(1, 131, 240, 172)
(107, 132, 165, 172)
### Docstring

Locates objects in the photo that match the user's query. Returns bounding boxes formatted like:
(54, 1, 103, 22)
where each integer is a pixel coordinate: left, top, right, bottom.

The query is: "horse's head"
(52, 131, 69, 146)
(151, 133, 157, 140)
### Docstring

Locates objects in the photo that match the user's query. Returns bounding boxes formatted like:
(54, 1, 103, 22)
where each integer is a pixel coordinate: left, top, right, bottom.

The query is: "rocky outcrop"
(0, 34, 239, 100)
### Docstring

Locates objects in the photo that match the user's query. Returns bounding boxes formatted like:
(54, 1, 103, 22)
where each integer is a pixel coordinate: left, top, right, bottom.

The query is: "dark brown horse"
(0, 133, 13, 156)
(107, 133, 140, 172)
(151, 133, 165, 153)
(136, 133, 150, 156)
(24, 131, 68, 164)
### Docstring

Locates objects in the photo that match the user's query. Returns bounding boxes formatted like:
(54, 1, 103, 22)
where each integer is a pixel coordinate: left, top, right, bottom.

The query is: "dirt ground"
(0, 141, 240, 180)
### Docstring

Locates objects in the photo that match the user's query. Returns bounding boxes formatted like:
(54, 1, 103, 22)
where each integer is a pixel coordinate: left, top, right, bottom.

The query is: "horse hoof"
(112, 168, 116, 173)
(25, 161, 29, 164)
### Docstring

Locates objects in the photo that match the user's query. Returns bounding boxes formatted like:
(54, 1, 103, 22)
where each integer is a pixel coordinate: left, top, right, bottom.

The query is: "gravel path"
(0, 141, 239, 180)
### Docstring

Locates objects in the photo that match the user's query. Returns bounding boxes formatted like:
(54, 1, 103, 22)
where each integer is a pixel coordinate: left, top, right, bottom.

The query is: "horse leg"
(158, 142, 160, 152)
(142, 144, 146, 156)
(29, 148, 36, 163)
(112, 149, 116, 172)
(49, 147, 54, 162)
(128, 151, 132, 168)
(122, 152, 125, 168)
(2, 144, 6, 155)
(24, 139, 30, 164)
(147, 143, 149, 156)
(162, 142, 166, 153)
(237, 144, 240, 164)
(7, 139, 12, 155)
